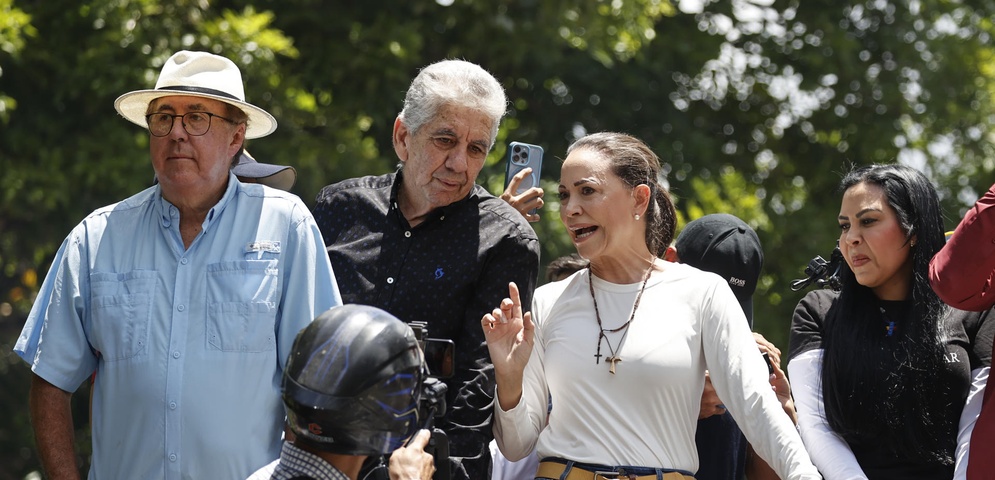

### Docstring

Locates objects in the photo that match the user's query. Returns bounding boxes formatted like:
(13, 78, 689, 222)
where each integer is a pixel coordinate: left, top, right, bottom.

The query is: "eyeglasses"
(145, 112, 236, 137)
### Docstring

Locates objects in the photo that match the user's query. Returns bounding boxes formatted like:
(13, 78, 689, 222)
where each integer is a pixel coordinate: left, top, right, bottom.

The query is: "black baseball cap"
(675, 213, 764, 326)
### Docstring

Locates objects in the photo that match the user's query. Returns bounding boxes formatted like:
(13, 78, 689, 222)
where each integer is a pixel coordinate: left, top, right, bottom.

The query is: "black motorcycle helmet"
(282, 304, 426, 455)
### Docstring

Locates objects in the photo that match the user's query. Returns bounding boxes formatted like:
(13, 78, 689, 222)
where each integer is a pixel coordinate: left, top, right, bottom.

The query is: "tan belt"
(536, 461, 694, 480)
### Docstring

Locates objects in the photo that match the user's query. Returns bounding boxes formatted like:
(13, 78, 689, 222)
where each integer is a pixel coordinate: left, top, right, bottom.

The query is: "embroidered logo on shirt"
(729, 276, 746, 287)
(246, 241, 281, 253)
(434, 268, 445, 280)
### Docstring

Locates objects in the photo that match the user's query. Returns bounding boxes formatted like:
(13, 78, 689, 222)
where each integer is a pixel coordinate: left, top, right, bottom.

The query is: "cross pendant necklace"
(589, 263, 652, 375)
(606, 355, 622, 374)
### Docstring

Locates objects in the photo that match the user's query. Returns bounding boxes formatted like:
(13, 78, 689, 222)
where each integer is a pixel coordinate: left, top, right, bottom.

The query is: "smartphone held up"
(504, 141, 544, 217)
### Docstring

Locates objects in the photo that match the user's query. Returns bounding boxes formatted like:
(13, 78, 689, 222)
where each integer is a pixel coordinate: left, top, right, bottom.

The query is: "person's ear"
(632, 184, 651, 218)
(393, 117, 410, 164)
(664, 245, 679, 263)
(227, 124, 246, 158)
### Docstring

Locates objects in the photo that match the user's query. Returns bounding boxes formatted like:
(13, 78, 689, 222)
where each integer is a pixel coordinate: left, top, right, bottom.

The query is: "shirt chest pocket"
(206, 260, 279, 353)
(89, 270, 157, 361)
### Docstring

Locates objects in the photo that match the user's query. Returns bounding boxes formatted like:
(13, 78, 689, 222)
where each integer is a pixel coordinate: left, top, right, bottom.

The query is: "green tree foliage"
(2, 0, 995, 476)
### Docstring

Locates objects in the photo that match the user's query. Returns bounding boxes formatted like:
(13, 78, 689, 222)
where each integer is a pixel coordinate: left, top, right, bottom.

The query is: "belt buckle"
(594, 471, 621, 480)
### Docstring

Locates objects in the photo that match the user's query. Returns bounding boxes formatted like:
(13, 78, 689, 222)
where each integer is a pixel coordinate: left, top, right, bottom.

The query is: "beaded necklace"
(589, 264, 653, 374)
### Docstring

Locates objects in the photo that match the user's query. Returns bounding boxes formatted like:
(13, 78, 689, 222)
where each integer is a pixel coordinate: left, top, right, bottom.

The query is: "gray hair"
(398, 59, 507, 149)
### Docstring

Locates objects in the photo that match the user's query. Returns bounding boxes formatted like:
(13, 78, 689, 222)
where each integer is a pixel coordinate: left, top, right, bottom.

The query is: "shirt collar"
(389, 169, 479, 223)
(277, 442, 348, 479)
(155, 172, 238, 229)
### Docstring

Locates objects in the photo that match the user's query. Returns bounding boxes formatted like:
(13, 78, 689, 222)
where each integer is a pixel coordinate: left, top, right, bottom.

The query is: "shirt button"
(404, 231, 412, 238)
(177, 305, 185, 312)
(387, 277, 395, 284)
(169, 402, 177, 410)
(169, 453, 177, 462)
(172, 351, 180, 359)
(180, 258, 188, 265)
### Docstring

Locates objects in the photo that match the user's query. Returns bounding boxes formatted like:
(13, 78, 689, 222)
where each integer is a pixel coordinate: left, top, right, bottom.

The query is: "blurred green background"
(3, 0, 995, 477)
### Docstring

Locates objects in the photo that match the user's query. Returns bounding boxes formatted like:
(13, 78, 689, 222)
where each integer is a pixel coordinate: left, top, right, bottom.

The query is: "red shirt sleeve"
(930, 182, 995, 311)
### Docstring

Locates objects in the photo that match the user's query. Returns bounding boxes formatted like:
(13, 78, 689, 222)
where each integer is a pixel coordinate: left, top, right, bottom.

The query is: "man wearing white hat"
(15, 50, 342, 480)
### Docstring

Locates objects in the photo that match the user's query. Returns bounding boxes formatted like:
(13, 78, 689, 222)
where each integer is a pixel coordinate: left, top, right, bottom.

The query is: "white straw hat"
(114, 50, 277, 139)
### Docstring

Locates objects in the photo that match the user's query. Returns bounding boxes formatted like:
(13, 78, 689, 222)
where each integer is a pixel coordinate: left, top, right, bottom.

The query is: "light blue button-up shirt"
(16, 173, 342, 480)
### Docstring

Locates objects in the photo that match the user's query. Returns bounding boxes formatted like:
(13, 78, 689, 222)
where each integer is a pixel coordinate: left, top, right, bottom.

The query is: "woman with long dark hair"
(483, 132, 820, 479)
(788, 164, 979, 478)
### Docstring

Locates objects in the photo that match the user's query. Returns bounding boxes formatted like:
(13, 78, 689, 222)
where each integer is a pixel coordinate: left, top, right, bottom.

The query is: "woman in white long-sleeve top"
(482, 132, 820, 480)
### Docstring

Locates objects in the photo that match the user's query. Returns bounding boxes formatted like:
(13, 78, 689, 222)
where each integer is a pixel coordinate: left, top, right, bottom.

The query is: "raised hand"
(480, 282, 534, 410)
(500, 167, 544, 223)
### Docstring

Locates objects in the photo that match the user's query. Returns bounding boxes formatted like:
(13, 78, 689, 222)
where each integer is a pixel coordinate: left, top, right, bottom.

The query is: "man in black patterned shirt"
(313, 60, 540, 480)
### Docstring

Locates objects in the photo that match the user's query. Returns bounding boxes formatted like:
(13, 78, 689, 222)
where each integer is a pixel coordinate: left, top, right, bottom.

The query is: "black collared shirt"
(314, 171, 540, 480)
